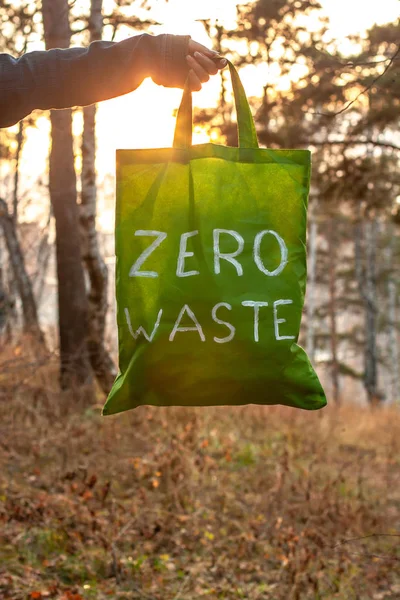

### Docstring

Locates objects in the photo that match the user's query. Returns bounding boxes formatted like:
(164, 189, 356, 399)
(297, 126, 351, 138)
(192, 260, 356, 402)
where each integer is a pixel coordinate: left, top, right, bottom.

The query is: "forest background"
(0, 1, 400, 599)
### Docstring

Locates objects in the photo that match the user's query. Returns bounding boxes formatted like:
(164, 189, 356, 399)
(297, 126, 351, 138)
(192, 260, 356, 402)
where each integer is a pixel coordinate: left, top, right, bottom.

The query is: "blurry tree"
(0, 241, 6, 341)
(0, 0, 38, 53)
(307, 208, 365, 400)
(195, 2, 400, 404)
(327, 214, 340, 403)
(305, 195, 317, 364)
(350, 154, 399, 404)
(195, 0, 329, 146)
(33, 209, 52, 308)
(0, 0, 45, 344)
(79, 0, 117, 394)
(385, 227, 400, 403)
(314, 150, 399, 403)
(70, 0, 155, 392)
(355, 218, 379, 403)
(0, 197, 44, 342)
(41, 0, 155, 390)
(42, 0, 92, 387)
(1, 0, 156, 388)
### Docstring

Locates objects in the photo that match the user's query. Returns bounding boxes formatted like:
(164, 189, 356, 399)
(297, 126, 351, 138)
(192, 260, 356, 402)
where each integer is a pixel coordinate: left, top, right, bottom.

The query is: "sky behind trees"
(2, 0, 399, 232)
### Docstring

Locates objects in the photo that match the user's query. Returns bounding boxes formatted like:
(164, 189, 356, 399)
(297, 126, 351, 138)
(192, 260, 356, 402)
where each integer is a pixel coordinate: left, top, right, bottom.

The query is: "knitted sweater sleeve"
(0, 33, 190, 128)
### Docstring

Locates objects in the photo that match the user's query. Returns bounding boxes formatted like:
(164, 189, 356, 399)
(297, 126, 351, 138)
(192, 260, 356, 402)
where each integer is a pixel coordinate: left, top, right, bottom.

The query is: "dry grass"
(0, 343, 400, 600)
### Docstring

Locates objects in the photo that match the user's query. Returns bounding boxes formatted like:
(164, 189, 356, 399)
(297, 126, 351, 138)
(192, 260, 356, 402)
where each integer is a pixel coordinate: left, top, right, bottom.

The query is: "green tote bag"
(103, 61, 327, 416)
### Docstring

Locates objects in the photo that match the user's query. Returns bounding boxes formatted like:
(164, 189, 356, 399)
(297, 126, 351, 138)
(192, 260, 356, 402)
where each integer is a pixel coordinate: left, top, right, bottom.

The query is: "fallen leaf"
(81, 490, 93, 501)
(87, 474, 97, 488)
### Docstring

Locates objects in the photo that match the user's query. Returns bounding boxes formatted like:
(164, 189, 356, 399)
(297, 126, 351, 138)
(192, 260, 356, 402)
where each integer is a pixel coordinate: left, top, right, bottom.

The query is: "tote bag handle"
(173, 59, 259, 150)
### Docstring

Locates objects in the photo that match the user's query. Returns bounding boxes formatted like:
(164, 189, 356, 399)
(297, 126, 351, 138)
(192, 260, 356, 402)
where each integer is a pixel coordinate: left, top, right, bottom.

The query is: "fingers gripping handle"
(173, 60, 259, 149)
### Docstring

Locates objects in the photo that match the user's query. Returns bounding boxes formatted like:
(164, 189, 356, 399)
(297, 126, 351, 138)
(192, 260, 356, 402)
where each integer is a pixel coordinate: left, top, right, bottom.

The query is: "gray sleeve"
(0, 33, 190, 128)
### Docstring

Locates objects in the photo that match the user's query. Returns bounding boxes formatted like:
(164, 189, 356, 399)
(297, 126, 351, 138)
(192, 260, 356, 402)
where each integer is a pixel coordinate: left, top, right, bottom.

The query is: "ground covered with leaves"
(1, 353, 400, 599)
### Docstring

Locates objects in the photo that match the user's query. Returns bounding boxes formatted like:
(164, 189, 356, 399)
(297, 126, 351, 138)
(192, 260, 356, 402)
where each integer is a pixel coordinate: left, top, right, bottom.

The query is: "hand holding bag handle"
(173, 59, 259, 150)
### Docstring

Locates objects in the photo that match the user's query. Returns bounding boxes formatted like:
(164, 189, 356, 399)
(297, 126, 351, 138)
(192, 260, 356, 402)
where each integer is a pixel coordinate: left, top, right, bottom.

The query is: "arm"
(0, 33, 189, 128)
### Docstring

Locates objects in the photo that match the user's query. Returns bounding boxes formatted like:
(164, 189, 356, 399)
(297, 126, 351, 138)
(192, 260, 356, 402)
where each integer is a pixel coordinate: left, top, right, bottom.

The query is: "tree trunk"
(80, 0, 117, 393)
(0, 232, 7, 341)
(386, 228, 399, 404)
(354, 217, 379, 405)
(328, 216, 340, 404)
(388, 274, 399, 404)
(0, 198, 44, 342)
(35, 226, 52, 311)
(0, 122, 26, 345)
(364, 219, 379, 404)
(42, 0, 91, 387)
(306, 198, 317, 363)
(12, 121, 23, 222)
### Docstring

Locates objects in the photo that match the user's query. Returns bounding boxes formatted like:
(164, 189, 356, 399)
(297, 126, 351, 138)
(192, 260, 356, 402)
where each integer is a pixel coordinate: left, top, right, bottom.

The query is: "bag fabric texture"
(103, 61, 327, 416)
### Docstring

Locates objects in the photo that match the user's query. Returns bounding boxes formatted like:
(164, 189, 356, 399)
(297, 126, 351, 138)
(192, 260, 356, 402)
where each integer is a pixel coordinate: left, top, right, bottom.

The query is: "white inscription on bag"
(126, 228, 295, 344)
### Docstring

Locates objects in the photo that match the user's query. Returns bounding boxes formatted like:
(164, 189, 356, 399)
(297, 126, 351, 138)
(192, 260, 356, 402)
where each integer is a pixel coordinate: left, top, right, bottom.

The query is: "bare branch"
(71, 25, 89, 34)
(310, 139, 400, 152)
(312, 45, 400, 117)
(313, 44, 398, 68)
